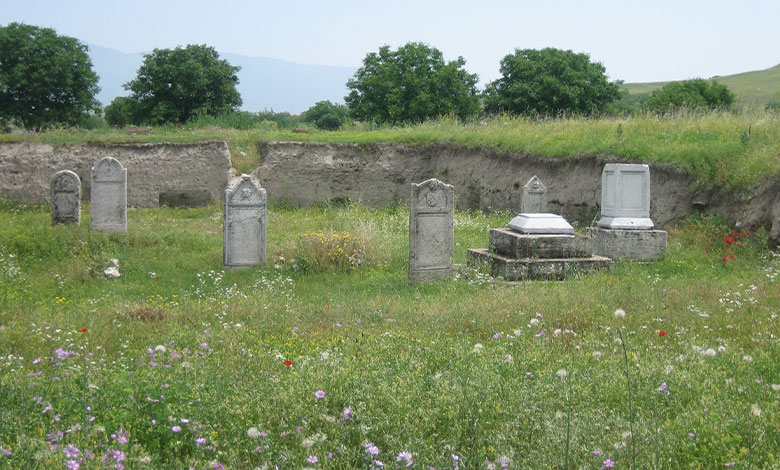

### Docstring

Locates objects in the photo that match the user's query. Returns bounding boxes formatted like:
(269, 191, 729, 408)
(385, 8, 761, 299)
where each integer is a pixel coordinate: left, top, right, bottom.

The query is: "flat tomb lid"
(508, 213, 574, 235)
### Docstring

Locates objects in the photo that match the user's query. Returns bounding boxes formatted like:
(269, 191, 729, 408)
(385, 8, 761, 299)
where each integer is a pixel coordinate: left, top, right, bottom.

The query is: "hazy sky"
(3, 0, 779, 85)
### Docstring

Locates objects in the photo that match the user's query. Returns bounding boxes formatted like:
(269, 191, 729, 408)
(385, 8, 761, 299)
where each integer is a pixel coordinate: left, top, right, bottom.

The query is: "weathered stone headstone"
(90, 157, 127, 232)
(409, 178, 454, 283)
(224, 174, 267, 268)
(597, 164, 653, 229)
(520, 175, 547, 213)
(51, 170, 81, 225)
(590, 163, 667, 261)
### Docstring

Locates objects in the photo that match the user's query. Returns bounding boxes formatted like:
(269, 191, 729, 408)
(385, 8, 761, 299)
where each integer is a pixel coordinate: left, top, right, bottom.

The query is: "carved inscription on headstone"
(90, 157, 127, 232)
(51, 170, 81, 225)
(520, 175, 547, 213)
(409, 178, 454, 283)
(224, 175, 267, 268)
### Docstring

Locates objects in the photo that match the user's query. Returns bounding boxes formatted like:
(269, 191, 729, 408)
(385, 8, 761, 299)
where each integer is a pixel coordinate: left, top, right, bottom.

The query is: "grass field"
(2, 111, 779, 191)
(621, 64, 780, 109)
(1, 201, 779, 469)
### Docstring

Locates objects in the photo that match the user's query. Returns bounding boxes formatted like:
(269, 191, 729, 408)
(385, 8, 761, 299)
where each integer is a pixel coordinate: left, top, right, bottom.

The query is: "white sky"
(3, 0, 779, 85)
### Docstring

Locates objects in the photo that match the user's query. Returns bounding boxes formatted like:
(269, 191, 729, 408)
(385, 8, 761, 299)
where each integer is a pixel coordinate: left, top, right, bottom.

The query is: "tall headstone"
(409, 178, 454, 283)
(51, 170, 81, 225)
(90, 157, 127, 232)
(590, 163, 667, 261)
(224, 174, 267, 268)
(597, 164, 653, 229)
(520, 175, 547, 213)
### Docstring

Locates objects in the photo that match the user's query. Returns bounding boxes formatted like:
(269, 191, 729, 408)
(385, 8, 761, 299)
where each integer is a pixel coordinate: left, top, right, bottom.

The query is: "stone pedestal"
(467, 227, 611, 281)
(588, 227, 667, 262)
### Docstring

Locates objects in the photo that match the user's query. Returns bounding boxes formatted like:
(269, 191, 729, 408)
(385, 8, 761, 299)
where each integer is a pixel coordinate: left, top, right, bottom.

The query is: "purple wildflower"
(172, 426, 182, 433)
(314, 390, 325, 399)
(601, 459, 615, 469)
(342, 406, 353, 420)
(0, 446, 11, 456)
(396, 451, 413, 467)
(307, 456, 319, 464)
(364, 442, 380, 456)
(65, 460, 81, 470)
(196, 437, 206, 447)
(64, 444, 80, 458)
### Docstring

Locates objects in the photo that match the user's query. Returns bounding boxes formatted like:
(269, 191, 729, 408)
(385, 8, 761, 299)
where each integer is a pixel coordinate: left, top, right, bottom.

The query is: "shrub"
(643, 79, 735, 114)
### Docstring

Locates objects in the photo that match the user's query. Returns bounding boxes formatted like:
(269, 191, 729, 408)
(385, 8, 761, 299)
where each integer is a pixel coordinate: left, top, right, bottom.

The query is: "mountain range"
(87, 43, 358, 114)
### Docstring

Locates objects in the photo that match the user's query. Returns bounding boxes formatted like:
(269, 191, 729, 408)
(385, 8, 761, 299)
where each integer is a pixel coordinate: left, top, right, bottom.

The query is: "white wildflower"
(703, 348, 717, 357)
(592, 351, 602, 359)
(154, 345, 166, 353)
(472, 343, 484, 354)
(529, 318, 540, 327)
(750, 403, 761, 417)
(247, 427, 262, 438)
(556, 369, 568, 379)
(614, 309, 626, 319)
(742, 355, 753, 363)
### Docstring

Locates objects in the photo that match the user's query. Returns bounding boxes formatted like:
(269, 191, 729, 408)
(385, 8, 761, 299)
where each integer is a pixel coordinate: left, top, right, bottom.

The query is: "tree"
(104, 96, 136, 127)
(301, 100, 349, 130)
(484, 48, 620, 116)
(643, 79, 735, 114)
(124, 44, 241, 125)
(0, 23, 100, 130)
(345, 42, 480, 125)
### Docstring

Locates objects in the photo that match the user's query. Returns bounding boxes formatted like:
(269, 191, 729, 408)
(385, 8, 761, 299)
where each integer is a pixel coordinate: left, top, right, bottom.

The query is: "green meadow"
(1, 200, 779, 469)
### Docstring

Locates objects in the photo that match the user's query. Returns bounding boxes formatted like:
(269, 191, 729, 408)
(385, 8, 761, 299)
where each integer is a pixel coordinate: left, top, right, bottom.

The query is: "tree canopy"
(0, 22, 100, 130)
(643, 79, 735, 114)
(301, 100, 349, 130)
(484, 48, 620, 116)
(124, 44, 241, 125)
(345, 42, 480, 125)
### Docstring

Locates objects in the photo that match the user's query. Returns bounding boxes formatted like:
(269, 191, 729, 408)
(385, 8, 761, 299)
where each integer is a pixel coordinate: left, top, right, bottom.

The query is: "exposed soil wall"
(0, 141, 232, 207)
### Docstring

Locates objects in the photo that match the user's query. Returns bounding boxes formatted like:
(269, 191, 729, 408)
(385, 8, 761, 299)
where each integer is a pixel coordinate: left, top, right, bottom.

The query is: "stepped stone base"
(588, 227, 667, 261)
(467, 248, 612, 281)
(489, 228, 591, 259)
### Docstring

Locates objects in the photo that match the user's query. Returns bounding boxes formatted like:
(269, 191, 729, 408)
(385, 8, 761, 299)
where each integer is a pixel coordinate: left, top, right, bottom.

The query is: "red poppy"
(80, 328, 88, 333)
(659, 331, 666, 337)
(155, 277, 160, 280)
(402, 349, 408, 353)
(283, 360, 292, 367)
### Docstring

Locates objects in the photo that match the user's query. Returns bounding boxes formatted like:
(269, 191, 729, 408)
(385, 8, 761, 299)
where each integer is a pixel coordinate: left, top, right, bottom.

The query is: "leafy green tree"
(0, 23, 100, 130)
(104, 96, 135, 127)
(484, 48, 620, 116)
(124, 44, 241, 125)
(643, 79, 735, 113)
(345, 42, 480, 124)
(301, 100, 349, 130)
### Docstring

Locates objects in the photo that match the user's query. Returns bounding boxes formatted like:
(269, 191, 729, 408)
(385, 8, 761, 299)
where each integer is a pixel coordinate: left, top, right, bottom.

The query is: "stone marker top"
(92, 157, 126, 182)
(226, 174, 266, 207)
(412, 178, 454, 211)
(51, 170, 80, 193)
(521, 175, 547, 213)
(508, 213, 574, 235)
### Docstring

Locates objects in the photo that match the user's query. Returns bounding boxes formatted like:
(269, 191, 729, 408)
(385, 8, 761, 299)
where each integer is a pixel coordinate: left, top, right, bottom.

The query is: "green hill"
(621, 63, 780, 109)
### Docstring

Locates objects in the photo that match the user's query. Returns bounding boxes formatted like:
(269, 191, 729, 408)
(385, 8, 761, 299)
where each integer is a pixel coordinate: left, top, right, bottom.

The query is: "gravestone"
(590, 163, 667, 261)
(597, 164, 653, 229)
(508, 213, 574, 235)
(90, 157, 127, 232)
(224, 174, 267, 268)
(409, 178, 454, 283)
(520, 175, 547, 213)
(51, 170, 81, 225)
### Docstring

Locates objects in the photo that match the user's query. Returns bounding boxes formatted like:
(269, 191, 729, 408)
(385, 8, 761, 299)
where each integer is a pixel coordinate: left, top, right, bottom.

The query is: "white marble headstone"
(224, 174, 267, 268)
(508, 213, 574, 235)
(51, 170, 81, 225)
(597, 164, 654, 229)
(409, 178, 454, 283)
(521, 175, 547, 213)
(90, 157, 127, 232)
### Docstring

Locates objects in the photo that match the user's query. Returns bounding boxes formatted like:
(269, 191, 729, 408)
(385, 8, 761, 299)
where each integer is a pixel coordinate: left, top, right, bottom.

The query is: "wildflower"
(0, 446, 11, 456)
(472, 343, 484, 353)
(65, 460, 80, 470)
(154, 345, 166, 354)
(307, 456, 319, 464)
(364, 442, 380, 456)
(614, 309, 625, 319)
(247, 427, 263, 438)
(591, 450, 602, 456)
(556, 368, 568, 379)
(171, 426, 181, 433)
(342, 406, 353, 420)
(592, 351, 603, 359)
(396, 451, 413, 467)
(703, 348, 717, 357)
(742, 355, 753, 363)
(64, 444, 80, 458)
(492, 332, 500, 339)
(80, 328, 88, 333)
(724, 463, 736, 467)
(772, 384, 780, 391)
(555, 411, 565, 420)
(314, 390, 325, 399)
(601, 459, 616, 469)
(196, 437, 206, 447)
(751, 403, 761, 417)
(529, 318, 540, 327)
(659, 331, 666, 337)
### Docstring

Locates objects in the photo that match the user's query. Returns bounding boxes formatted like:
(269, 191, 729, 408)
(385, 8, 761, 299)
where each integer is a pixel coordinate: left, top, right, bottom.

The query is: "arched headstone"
(520, 175, 547, 213)
(224, 175, 267, 267)
(51, 170, 81, 225)
(90, 157, 127, 232)
(409, 178, 454, 283)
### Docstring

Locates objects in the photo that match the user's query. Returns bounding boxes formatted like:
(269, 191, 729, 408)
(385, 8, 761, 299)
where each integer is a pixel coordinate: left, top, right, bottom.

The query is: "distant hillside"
(621, 63, 780, 108)
(87, 43, 358, 114)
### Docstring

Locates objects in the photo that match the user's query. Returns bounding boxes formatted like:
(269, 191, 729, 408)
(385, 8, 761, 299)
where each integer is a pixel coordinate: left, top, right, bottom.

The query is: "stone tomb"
(90, 157, 127, 232)
(51, 170, 81, 225)
(408, 178, 454, 283)
(224, 175, 267, 268)
(590, 163, 667, 261)
(520, 175, 547, 213)
(468, 213, 611, 281)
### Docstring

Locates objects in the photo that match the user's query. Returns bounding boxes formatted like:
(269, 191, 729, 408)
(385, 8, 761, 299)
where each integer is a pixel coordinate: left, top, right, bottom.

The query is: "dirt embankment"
(253, 141, 780, 245)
